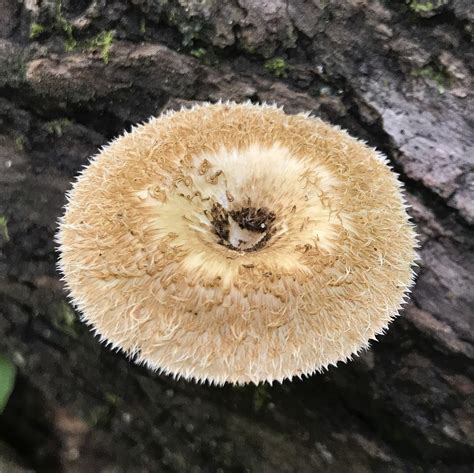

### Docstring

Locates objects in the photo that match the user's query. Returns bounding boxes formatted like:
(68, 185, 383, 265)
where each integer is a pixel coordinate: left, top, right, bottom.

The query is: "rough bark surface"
(0, 1, 473, 472)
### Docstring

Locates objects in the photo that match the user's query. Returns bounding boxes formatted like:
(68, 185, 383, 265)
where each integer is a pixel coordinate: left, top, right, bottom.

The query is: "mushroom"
(57, 102, 417, 385)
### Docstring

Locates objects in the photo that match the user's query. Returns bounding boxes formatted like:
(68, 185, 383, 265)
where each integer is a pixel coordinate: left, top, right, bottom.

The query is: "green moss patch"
(45, 118, 73, 137)
(30, 22, 46, 39)
(407, 0, 448, 14)
(84, 31, 115, 64)
(412, 64, 451, 94)
(264, 57, 289, 78)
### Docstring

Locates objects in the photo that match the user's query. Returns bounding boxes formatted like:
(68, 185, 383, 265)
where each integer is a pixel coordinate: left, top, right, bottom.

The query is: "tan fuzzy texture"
(57, 102, 417, 385)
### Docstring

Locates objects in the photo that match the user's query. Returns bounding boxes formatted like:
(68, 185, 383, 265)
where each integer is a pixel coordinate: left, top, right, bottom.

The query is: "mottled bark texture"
(0, 0, 473, 472)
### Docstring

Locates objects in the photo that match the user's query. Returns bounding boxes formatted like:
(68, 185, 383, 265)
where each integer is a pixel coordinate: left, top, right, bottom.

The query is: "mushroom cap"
(57, 102, 416, 385)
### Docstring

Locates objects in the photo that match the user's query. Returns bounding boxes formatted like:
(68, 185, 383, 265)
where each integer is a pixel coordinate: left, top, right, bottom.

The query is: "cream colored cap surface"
(57, 102, 416, 385)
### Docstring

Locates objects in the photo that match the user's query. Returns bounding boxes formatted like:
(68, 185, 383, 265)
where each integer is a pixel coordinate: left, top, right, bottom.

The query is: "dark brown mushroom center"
(210, 203, 276, 252)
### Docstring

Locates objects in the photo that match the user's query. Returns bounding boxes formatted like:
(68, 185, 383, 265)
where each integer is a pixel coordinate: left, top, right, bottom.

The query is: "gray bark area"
(0, 0, 473, 472)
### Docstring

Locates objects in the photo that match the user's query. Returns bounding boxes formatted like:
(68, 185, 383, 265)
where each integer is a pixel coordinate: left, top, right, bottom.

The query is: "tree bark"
(0, 0, 472, 472)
